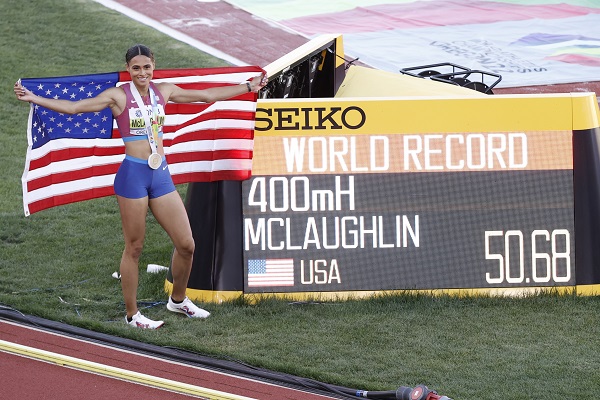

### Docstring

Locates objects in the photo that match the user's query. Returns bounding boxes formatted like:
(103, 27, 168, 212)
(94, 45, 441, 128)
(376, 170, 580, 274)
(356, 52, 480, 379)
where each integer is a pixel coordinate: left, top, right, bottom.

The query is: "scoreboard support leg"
(573, 127, 600, 285)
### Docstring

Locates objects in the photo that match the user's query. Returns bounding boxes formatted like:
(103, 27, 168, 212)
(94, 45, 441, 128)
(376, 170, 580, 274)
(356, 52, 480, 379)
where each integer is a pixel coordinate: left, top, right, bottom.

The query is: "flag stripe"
(165, 129, 254, 147)
(169, 159, 254, 174)
(168, 150, 254, 163)
(26, 159, 254, 206)
(21, 66, 263, 215)
(164, 111, 256, 133)
(26, 175, 117, 206)
(28, 186, 117, 215)
(171, 170, 251, 184)
(29, 142, 126, 170)
(26, 148, 253, 193)
(27, 163, 121, 192)
(26, 153, 125, 182)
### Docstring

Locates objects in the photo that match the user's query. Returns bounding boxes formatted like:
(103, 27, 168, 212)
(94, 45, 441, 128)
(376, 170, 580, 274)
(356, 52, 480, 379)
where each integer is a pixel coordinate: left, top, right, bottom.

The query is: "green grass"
(1, 1, 600, 399)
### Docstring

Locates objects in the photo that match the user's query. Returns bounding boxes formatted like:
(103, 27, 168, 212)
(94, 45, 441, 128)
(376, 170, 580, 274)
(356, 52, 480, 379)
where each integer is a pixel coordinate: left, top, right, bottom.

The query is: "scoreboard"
(241, 95, 599, 296)
(168, 34, 600, 302)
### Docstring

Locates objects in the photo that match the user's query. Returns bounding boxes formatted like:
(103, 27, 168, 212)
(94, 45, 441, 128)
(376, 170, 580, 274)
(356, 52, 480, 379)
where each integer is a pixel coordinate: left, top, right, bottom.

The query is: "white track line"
(0, 339, 257, 400)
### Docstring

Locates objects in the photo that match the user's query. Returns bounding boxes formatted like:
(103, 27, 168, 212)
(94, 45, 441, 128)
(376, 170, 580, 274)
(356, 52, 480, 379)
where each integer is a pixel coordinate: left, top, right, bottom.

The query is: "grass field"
(1, 1, 600, 399)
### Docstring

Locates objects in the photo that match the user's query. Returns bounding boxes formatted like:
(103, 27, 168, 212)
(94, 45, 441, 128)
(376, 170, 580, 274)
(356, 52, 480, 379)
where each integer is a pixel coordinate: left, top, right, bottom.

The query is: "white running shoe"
(126, 311, 164, 329)
(167, 296, 210, 319)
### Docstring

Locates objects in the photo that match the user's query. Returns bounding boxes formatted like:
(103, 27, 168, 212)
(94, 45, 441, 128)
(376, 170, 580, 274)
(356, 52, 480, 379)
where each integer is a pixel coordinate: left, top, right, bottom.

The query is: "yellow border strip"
(256, 92, 600, 135)
(241, 286, 579, 302)
(573, 284, 600, 296)
(0, 339, 256, 400)
(165, 283, 600, 304)
(280, 285, 599, 299)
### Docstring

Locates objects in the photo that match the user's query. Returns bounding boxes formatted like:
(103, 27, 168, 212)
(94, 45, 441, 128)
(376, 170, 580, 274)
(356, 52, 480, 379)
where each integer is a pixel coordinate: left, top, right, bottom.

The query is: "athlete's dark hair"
(125, 44, 154, 64)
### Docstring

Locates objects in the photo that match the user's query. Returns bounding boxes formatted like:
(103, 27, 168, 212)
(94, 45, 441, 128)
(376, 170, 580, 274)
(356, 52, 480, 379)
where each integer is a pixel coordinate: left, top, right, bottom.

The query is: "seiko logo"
(255, 106, 366, 131)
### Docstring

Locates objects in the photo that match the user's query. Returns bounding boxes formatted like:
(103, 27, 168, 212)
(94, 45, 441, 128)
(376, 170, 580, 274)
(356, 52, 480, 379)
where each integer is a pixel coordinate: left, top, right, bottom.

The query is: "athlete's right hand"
(14, 80, 34, 102)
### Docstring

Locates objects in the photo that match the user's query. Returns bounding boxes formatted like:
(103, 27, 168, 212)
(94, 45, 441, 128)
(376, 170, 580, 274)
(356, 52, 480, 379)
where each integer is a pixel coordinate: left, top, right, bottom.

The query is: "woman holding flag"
(14, 44, 268, 329)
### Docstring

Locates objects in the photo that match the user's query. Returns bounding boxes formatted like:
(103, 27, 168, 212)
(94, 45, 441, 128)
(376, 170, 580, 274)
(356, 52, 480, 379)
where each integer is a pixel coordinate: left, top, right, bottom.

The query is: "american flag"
(20, 66, 264, 216)
(247, 259, 295, 287)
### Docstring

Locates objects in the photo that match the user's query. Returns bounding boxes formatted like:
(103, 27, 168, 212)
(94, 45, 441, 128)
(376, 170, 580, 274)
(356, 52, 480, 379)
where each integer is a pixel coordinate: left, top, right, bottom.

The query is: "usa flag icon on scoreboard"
(247, 259, 294, 287)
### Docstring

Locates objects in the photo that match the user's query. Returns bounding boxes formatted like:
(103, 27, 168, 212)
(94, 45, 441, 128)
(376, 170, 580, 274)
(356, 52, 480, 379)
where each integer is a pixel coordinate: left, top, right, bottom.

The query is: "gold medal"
(148, 153, 162, 170)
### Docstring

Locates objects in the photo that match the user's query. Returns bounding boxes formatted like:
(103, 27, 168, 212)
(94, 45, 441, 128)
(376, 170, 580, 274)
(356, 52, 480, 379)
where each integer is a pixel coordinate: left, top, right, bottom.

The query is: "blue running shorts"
(114, 155, 176, 199)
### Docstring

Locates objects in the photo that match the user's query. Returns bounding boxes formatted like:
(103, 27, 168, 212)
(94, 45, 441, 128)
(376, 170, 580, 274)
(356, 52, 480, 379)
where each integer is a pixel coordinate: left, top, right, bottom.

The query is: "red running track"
(0, 319, 342, 400)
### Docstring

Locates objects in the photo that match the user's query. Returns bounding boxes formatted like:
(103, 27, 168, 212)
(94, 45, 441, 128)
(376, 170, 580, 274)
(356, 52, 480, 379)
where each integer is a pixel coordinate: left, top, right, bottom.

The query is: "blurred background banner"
(228, 0, 600, 87)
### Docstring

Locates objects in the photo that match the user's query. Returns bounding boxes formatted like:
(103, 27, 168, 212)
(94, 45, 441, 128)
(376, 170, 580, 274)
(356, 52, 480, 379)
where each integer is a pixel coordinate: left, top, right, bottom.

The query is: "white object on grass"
(147, 264, 169, 274)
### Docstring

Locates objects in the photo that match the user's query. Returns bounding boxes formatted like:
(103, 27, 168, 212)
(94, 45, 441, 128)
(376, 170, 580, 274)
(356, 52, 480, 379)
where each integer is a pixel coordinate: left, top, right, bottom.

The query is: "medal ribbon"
(129, 82, 159, 156)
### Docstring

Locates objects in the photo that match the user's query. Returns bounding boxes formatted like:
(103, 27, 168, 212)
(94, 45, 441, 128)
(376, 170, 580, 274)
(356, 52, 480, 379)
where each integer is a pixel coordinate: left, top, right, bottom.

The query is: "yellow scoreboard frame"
(167, 35, 600, 302)
(239, 94, 600, 300)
